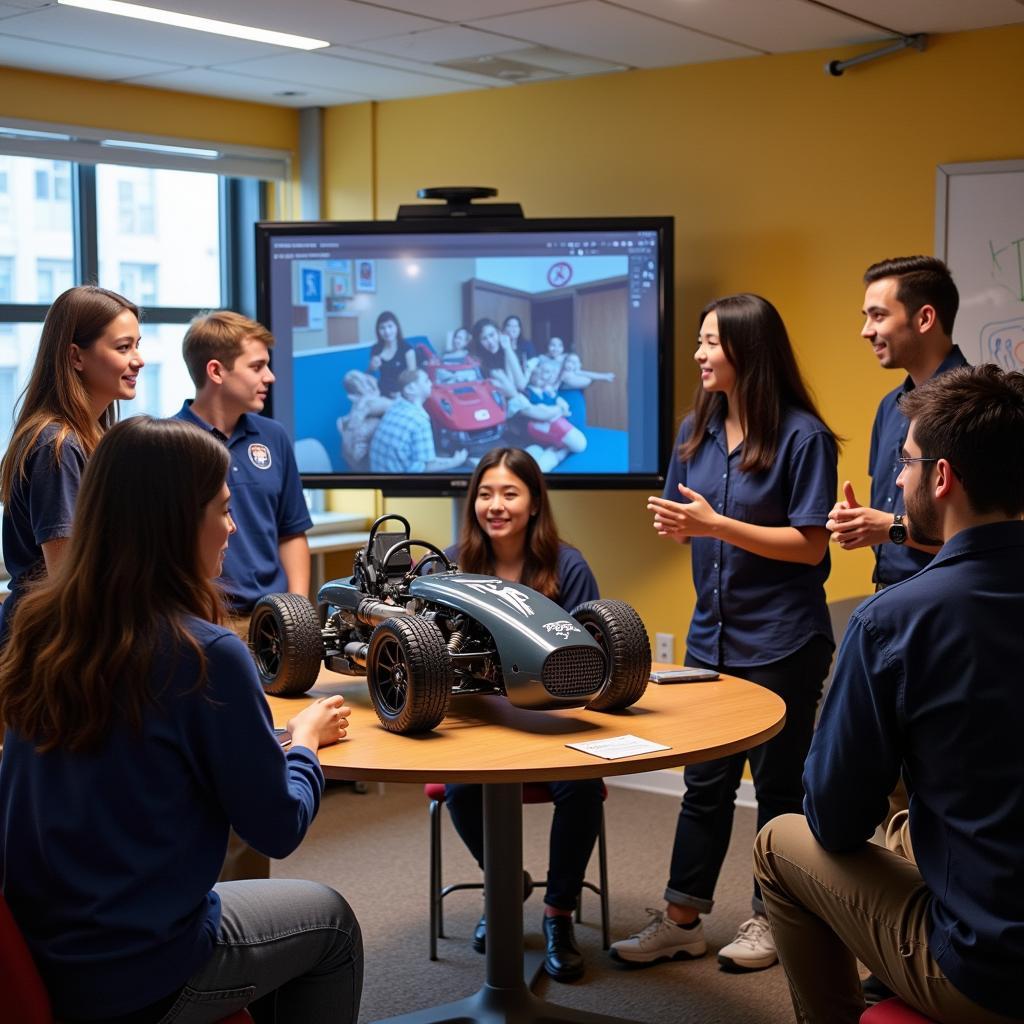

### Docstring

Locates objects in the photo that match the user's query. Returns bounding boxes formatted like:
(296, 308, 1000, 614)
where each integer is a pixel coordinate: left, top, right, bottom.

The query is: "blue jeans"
(665, 635, 833, 917)
(445, 780, 604, 911)
(156, 879, 362, 1024)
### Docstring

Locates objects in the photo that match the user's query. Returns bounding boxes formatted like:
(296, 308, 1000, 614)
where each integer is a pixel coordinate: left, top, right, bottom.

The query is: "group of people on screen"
(0, 253, 1021, 1024)
(341, 310, 615, 474)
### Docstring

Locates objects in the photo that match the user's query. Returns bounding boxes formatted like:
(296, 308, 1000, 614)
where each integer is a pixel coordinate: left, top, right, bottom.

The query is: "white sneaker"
(717, 914, 777, 971)
(610, 909, 707, 965)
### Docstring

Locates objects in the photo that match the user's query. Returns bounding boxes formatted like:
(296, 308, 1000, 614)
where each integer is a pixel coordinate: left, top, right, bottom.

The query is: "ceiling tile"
(824, 0, 1024, 35)
(0, 6, 284, 64)
(470, 0, 759, 68)
(0, 33, 185, 79)
(323, 44, 515, 88)
(372, 0, 557, 20)
(348, 25, 533, 63)
(122, 66, 369, 106)
(139, 0, 442, 45)
(613, 0, 890, 51)
(212, 51, 487, 99)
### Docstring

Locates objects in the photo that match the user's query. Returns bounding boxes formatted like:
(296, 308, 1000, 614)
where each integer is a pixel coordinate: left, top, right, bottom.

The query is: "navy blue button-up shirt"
(664, 407, 837, 668)
(175, 402, 312, 613)
(804, 521, 1024, 1019)
(868, 346, 969, 585)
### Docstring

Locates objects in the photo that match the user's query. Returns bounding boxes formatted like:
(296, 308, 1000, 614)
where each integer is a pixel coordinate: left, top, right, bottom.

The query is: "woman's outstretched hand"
(648, 484, 720, 540)
(287, 695, 352, 752)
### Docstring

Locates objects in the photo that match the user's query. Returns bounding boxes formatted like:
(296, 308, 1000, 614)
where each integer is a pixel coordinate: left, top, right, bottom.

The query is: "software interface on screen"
(263, 228, 665, 481)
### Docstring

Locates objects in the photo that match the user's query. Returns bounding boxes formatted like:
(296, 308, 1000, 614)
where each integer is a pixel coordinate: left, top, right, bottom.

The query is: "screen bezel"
(256, 214, 674, 495)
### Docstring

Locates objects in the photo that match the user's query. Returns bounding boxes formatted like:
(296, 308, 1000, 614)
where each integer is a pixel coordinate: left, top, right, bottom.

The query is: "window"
(0, 151, 263, 423)
(117, 171, 156, 235)
(36, 258, 73, 303)
(119, 262, 159, 308)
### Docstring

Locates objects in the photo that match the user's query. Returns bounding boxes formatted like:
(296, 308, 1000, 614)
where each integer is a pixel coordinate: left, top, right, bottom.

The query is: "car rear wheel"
(573, 599, 651, 711)
(249, 593, 324, 696)
(367, 616, 453, 733)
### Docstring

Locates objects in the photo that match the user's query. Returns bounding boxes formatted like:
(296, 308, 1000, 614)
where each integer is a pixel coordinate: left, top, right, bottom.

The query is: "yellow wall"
(322, 23, 1024, 650)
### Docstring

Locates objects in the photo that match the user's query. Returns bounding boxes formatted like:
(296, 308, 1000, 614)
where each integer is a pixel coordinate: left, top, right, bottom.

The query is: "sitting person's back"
(0, 417, 361, 1024)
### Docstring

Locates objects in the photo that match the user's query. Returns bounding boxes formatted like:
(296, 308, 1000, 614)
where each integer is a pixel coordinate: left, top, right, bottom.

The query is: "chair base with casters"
(861, 998, 939, 1023)
(424, 781, 610, 960)
(3, 889, 253, 1024)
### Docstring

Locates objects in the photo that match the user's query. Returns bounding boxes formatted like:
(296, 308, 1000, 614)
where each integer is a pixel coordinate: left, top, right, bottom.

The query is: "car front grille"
(541, 646, 605, 699)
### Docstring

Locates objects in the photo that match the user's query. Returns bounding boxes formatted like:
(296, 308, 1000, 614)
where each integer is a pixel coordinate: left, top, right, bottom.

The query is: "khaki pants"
(754, 814, 1016, 1024)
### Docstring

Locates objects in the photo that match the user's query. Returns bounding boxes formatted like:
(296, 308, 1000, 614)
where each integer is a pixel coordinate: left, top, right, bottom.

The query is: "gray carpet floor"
(277, 781, 802, 1024)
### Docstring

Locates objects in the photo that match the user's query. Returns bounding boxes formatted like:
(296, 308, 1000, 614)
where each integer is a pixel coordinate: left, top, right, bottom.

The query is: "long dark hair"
(370, 310, 406, 357)
(0, 286, 139, 504)
(457, 447, 561, 599)
(0, 418, 229, 753)
(679, 293, 838, 472)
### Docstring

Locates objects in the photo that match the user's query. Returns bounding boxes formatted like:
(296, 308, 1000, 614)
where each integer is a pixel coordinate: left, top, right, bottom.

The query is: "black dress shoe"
(471, 871, 534, 954)
(472, 914, 487, 954)
(543, 914, 584, 982)
(862, 974, 895, 1006)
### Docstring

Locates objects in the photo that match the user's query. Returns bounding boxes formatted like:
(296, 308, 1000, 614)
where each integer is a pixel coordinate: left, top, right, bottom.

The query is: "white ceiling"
(0, 0, 1022, 108)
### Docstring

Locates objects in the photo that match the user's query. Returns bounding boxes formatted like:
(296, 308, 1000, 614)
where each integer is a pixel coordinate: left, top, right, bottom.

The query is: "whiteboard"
(935, 160, 1024, 369)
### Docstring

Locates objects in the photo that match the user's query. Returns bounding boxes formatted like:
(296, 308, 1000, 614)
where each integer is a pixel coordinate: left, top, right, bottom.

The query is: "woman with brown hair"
(0, 285, 142, 641)
(0, 417, 361, 1024)
(612, 293, 838, 974)
(442, 446, 603, 983)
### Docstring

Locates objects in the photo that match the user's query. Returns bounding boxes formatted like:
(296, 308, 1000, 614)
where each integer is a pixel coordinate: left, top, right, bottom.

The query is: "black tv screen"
(255, 215, 674, 494)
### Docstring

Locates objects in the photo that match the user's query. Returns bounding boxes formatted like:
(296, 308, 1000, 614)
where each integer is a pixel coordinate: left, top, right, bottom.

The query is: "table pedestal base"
(372, 783, 642, 1024)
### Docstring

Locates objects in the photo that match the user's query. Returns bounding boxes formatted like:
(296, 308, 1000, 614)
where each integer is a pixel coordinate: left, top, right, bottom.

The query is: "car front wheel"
(573, 599, 651, 712)
(367, 616, 453, 733)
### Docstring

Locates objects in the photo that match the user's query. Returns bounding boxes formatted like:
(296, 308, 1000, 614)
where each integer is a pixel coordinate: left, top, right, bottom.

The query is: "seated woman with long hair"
(442, 447, 603, 984)
(0, 417, 362, 1024)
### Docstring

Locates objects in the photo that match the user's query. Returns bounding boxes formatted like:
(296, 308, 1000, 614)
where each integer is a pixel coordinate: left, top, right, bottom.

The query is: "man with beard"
(827, 256, 966, 589)
(752, 365, 1024, 1024)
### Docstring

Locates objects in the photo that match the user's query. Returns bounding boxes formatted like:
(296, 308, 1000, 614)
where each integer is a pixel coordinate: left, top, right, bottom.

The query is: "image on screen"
(258, 219, 672, 492)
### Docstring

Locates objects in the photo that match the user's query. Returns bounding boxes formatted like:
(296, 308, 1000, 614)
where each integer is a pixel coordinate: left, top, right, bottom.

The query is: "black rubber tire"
(367, 616, 453, 734)
(573, 599, 652, 711)
(249, 593, 324, 696)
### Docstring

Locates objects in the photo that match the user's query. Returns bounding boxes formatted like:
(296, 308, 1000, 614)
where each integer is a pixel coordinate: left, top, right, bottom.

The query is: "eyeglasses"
(894, 454, 938, 472)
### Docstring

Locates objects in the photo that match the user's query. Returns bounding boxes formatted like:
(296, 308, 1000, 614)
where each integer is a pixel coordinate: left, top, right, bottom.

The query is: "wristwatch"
(888, 514, 907, 545)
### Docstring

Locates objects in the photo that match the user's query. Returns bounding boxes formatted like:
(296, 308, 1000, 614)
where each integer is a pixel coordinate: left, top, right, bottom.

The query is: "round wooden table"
(267, 669, 785, 1024)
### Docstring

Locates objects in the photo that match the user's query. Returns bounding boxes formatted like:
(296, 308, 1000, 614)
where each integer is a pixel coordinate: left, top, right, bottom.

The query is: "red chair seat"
(861, 998, 938, 1023)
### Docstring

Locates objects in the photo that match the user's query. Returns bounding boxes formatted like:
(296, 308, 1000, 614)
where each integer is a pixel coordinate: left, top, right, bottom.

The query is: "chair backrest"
(0, 891, 53, 1024)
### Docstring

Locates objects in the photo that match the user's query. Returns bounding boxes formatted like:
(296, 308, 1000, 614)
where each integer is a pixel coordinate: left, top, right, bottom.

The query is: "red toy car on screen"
(423, 356, 507, 454)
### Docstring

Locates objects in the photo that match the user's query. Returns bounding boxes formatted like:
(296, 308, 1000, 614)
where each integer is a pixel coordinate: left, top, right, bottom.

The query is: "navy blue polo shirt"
(174, 402, 312, 613)
(868, 346, 968, 585)
(664, 407, 837, 668)
(0, 424, 85, 635)
(804, 521, 1024, 1019)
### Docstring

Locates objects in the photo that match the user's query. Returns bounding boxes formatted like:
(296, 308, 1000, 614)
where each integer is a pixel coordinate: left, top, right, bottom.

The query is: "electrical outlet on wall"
(654, 632, 674, 663)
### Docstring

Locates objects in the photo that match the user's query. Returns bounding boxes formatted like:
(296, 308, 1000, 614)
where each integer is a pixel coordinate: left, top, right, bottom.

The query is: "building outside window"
(36, 257, 73, 303)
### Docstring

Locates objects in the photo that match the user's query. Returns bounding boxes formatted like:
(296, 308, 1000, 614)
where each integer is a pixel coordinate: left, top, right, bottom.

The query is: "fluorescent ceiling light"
(57, 0, 330, 50)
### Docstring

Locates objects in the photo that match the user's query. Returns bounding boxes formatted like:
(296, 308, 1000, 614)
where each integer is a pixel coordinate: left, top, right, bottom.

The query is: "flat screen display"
(256, 216, 674, 493)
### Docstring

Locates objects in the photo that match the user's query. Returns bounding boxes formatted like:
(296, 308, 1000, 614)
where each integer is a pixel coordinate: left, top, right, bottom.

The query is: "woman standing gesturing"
(612, 294, 838, 974)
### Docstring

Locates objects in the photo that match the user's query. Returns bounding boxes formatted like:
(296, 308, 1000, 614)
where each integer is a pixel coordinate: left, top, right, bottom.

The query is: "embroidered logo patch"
(248, 443, 272, 469)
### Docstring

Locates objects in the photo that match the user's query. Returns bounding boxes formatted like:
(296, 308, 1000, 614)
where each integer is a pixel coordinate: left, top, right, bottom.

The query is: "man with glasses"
(827, 256, 967, 590)
(754, 365, 1024, 1024)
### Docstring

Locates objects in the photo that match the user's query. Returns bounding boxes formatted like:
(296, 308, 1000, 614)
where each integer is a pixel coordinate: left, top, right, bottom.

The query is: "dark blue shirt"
(664, 407, 837, 667)
(803, 521, 1024, 1019)
(174, 403, 312, 613)
(868, 346, 969, 585)
(0, 423, 85, 635)
(443, 541, 599, 610)
(0, 618, 324, 1020)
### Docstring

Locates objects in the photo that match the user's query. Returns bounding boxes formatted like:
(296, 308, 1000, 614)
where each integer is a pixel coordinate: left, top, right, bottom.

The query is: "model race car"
(423, 356, 507, 455)
(248, 514, 651, 734)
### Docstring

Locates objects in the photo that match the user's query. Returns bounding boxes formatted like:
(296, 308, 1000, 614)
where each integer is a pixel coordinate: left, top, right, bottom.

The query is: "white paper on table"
(566, 734, 671, 760)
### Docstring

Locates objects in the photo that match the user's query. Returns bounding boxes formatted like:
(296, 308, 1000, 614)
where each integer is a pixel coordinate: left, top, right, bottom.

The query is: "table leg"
(372, 782, 644, 1024)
